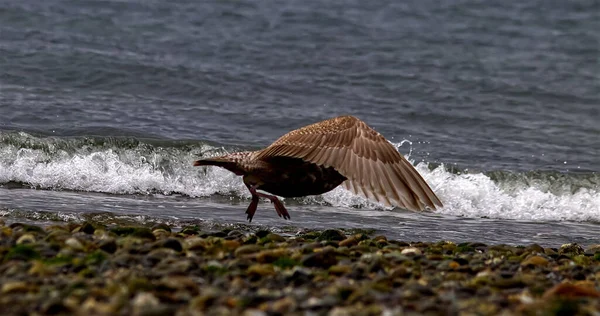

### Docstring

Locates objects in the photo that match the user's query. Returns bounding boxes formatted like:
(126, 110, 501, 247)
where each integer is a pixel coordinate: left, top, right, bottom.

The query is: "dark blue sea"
(1, 0, 599, 246)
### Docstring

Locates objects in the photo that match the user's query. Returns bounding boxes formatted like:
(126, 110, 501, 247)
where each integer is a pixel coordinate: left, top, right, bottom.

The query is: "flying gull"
(194, 115, 443, 221)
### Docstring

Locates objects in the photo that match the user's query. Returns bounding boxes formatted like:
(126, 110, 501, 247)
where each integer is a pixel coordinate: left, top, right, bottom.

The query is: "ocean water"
(1, 0, 598, 247)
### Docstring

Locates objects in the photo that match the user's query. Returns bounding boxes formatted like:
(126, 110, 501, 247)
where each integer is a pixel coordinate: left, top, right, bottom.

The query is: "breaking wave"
(1, 130, 598, 222)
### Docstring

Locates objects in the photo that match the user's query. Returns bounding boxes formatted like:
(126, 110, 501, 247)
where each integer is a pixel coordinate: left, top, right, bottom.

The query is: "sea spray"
(1, 131, 598, 222)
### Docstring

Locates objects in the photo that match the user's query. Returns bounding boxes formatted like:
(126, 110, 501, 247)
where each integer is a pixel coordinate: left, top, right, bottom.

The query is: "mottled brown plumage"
(193, 115, 443, 222)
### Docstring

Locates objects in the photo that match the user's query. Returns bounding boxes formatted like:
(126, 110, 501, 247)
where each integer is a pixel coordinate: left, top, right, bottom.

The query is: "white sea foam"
(315, 163, 600, 222)
(1, 137, 598, 222)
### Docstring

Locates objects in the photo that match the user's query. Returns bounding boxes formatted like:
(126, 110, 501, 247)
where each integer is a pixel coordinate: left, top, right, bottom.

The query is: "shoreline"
(1, 221, 599, 315)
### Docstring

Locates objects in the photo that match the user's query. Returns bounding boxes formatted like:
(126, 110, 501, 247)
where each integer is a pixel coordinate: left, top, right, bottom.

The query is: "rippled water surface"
(1, 0, 598, 246)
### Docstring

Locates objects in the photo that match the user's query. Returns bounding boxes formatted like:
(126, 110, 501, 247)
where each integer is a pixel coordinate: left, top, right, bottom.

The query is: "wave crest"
(1, 131, 598, 222)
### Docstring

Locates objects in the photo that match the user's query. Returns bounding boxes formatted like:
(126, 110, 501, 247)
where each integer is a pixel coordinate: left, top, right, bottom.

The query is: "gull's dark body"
(253, 157, 347, 198)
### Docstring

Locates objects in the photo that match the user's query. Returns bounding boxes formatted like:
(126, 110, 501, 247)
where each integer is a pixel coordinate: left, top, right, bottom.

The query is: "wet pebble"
(79, 222, 96, 234)
(400, 247, 422, 256)
(521, 255, 550, 267)
(98, 239, 118, 254)
(235, 244, 263, 257)
(559, 243, 585, 256)
(16, 234, 36, 245)
(318, 229, 346, 241)
(0, 222, 598, 315)
(302, 248, 338, 268)
(153, 238, 183, 252)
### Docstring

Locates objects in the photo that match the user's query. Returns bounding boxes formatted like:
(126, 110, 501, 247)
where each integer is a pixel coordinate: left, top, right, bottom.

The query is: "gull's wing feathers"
(255, 115, 443, 211)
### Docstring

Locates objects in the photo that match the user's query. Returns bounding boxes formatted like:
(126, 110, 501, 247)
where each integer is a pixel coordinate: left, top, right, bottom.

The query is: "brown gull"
(193, 115, 443, 221)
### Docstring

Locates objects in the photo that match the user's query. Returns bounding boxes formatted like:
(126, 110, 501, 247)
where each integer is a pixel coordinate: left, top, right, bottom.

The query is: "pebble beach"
(1, 220, 599, 315)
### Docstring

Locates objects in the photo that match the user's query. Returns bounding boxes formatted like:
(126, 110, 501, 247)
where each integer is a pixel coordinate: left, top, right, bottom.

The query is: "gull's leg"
(245, 184, 260, 222)
(247, 185, 291, 220)
(246, 195, 259, 222)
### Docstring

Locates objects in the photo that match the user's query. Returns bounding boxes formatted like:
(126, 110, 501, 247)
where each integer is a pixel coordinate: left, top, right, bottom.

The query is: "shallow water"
(1, 0, 599, 246)
(1, 186, 598, 247)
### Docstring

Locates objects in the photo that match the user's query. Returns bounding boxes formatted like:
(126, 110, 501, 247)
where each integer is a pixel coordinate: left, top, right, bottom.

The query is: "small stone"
(247, 264, 275, 277)
(301, 231, 321, 240)
(224, 297, 239, 308)
(524, 243, 544, 254)
(544, 248, 558, 256)
(329, 306, 360, 316)
(180, 226, 200, 235)
(387, 240, 409, 247)
(151, 223, 172, 233)
(152, 229, 171, 239)
(204, 260, 225, 274)
(221, 240, 241, 251)
(256, 249, 288, 263)
(302, 248, 338, 268)
(111, 226, 156, 240)
(93, 228, 109, 238)
(521, 255, 550, 267)
(5, 244, 41, 261)
(243, 235, 258, 244)
(45, 230, 71, 244)
(426, 254, 444, 261)
(160, 259, 194, 274)
(317, 229, 346, 241)
(190, 291, 220, 310)
(488, 244, 516, 254)
(558, 243, 584, 256)
(1, 226, 12, 237)
(300, 242, 321, 254)
(145, 248, 178, 267)
(339, 237, 359, 248)
(9, 222, 24, 230)
(235, 245, 263, 257)
(158, 276, 199, 295)
(65, 238, 85, 251)
(17, 224, 45, 234)
(264, 233, 286, 243)
(272, 256, 300, 269)
(448, 261, 460, 269)
(301, 296, 338, 309)
(255, 230, 271, 238)
(358, 239, 377, 248)
(154, 238, 183, 252)
(208, 230, 228, 238)
(2, 281, 29, 294)
(16, 233, 36, 245)
(226, 230, 244, 239)
(98, 239, 118, 254)
(268, 296, 297, 314)
(375, 239, 389, 248)
(285, 267, 313, 286)
(132, 292, 159, 314)
(328, 264, 352, 275)
(382, 251, 409, 262)
(542, 282, 600, 299)
(79, 222, 96, 234)
(28, 260, 56, 276)
(492, 276, 525, 289)
(242, 309, 267, 316)
(41, 299, 72, 315)
(585, 244, 600, 254)
(81, 297, 116, 315)
(373, 235, 387, 242)
(400, 247, 422, 256)
(185, 237, 208, 251)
